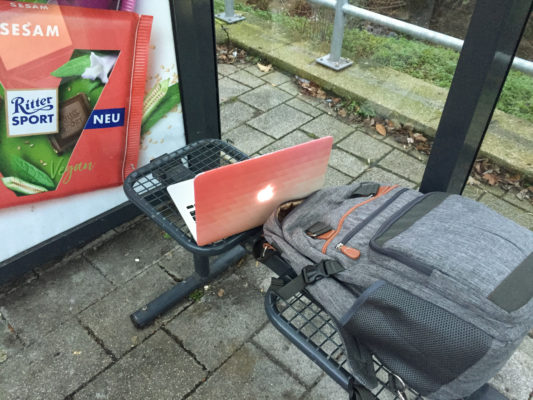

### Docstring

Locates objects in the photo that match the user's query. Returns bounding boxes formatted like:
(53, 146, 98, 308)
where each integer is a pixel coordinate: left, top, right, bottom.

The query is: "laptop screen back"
(193, 136, 333, 246)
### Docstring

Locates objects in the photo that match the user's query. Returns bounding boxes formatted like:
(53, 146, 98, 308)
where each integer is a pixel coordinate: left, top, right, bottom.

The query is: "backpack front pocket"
(370, 193, 533, 300)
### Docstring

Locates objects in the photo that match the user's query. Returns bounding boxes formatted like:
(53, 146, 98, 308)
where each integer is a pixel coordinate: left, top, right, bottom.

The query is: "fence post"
(316, 0, 353, 70)
(215, 0, 245, 24)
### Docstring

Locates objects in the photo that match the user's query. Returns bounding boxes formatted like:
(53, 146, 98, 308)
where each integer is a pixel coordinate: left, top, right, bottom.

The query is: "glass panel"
(0, 1, 185, 261)
(214, 0, 474, 192)
(463, 15, 533, 230)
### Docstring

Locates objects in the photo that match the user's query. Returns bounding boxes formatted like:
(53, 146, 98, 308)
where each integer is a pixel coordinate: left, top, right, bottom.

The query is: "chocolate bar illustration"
(48, 93, 91, 154)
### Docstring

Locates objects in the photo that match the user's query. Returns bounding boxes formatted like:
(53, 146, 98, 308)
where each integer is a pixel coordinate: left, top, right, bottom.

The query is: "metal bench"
(124, 138, 506, 400)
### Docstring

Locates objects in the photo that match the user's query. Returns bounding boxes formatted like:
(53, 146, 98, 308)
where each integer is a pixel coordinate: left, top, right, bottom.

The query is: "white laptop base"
(167, 179, 198, 241)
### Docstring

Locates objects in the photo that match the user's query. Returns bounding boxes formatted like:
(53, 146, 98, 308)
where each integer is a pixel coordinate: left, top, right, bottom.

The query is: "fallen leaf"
(386, 120, 395, 128)
(517, 189, 529, 201)
(338, 108, 347, 117)
(217, 289, 225, 297)
(257, 63, 272, 73)
(482, 172, 499, 186)
(332, 97, 341, 105)
(413, 133, 427, 142)
(467, 177, 480, 186)
(375, 123, 387, 136)
(528, 186, 533, 193)
(316, 89, 327, 99)
(369, 118, 375, 126)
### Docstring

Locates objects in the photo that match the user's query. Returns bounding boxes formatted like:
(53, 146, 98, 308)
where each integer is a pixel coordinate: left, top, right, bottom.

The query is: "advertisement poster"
(0, 1, 186, 264)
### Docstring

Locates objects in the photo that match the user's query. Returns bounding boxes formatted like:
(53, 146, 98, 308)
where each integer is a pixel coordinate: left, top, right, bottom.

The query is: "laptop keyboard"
(186, 204, 196, 221)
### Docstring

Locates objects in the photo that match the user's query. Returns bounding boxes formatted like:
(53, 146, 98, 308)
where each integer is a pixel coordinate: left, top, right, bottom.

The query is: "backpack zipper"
(338, 188, 410, 248)
(322, 185, 398, 254)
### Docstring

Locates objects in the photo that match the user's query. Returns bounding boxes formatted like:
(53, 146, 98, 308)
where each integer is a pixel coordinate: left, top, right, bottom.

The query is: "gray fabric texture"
(262, 181, 533, 399)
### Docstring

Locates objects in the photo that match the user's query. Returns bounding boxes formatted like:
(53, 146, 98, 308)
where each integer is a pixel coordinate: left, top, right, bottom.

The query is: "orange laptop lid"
(193, 136, 333, 246)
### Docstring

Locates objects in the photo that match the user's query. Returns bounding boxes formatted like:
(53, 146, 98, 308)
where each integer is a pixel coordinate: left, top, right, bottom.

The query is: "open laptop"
(166, 136, 333, 246)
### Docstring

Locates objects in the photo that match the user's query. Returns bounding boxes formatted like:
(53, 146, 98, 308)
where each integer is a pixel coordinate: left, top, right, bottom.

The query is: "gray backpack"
(262, 182, 533, 399)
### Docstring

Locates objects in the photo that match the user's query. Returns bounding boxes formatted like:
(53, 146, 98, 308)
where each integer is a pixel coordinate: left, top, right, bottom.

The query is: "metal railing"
(216, 0, 533, 75)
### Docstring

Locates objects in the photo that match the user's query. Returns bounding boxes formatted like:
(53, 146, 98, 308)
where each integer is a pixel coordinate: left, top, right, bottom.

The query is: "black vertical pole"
(169, 0, 221, 143)
(419, 0, 533, 194)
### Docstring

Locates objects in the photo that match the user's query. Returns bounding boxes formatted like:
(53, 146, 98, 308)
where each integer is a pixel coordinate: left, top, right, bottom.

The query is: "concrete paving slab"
(248, 104, 312, 138)
(382, 133, 413, 150)
(234, 254, 277, 293)
(287, 97, 323, 117)
(338, 130, 393, 164)
(479, 193, 533, 230)
(278, 80, 300, 96)
(0, 318, 111, 400)
(306, 375, 347, 400)
(0, 311, 23, 365)
(228, 69, 265, 88)
(218, 77, 251, 103)
(74, 331, 206, 400)
(78, 265, 186, 358)
(355, 167, 416, 189)
(243, 64, 272, 77)
(253, 323, 323, 387)
(329, 148, 369, 178)
(298, 93, 325, 107)
(165, 274, 267, 371)
(379, 150, 426, 184)
(223, 124, 275, 155)
(239, 84, 293, 112)
(188, 343, 306, 400)
(0, 257, 113, 344)
(259, 130, 314, 154)
(85, 218, 175, 286)
(156, 246, 195, 280)
(489, 337, 533, 400)
(462, 183, 489, 201)
(502, 189, 533, 213)
(325, 166, 353, 187)
(220, 100, 258, 133)
(262, 71, 291, 86)
(217, 63, 240, 76)
(301, 114, 355, 143)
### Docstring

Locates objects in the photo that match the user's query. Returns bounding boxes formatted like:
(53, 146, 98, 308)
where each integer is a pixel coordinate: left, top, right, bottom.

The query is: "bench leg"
(130, 244, 247, 328)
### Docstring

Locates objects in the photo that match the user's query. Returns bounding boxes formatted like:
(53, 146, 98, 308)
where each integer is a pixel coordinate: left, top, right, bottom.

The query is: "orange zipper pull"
(317, 230, 335, 240)
(336, 243, 361, 260)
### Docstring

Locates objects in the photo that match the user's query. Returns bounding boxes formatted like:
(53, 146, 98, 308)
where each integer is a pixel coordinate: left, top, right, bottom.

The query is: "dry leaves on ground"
(295, 76, 326, 99)
(375, 123, 387, 136)
(257, 63, 272, 73)
(292, 75, 532, 203)
(216, 44, 247, 64)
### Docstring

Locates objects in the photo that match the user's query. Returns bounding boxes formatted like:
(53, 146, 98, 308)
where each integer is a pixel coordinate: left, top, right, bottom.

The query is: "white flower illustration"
(81, 52, 118, 84)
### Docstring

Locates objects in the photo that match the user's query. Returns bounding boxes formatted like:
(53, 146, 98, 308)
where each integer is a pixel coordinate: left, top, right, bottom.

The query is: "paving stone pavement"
(1, 61, 532, 400)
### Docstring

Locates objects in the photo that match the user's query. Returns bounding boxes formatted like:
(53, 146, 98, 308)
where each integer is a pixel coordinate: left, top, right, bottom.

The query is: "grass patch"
(215, 0, 533, 122)
(189, 289, 205, 302)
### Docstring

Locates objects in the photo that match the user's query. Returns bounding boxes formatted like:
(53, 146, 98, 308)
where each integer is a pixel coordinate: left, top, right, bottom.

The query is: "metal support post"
(316, 0, 353, 71)
(130, 244, 247, 328)
(215, 0, 245, 24)
(170, 0, 221, 142)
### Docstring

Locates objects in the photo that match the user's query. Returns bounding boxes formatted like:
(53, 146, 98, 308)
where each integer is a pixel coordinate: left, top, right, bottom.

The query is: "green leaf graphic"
(51, 55, 91, 78)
